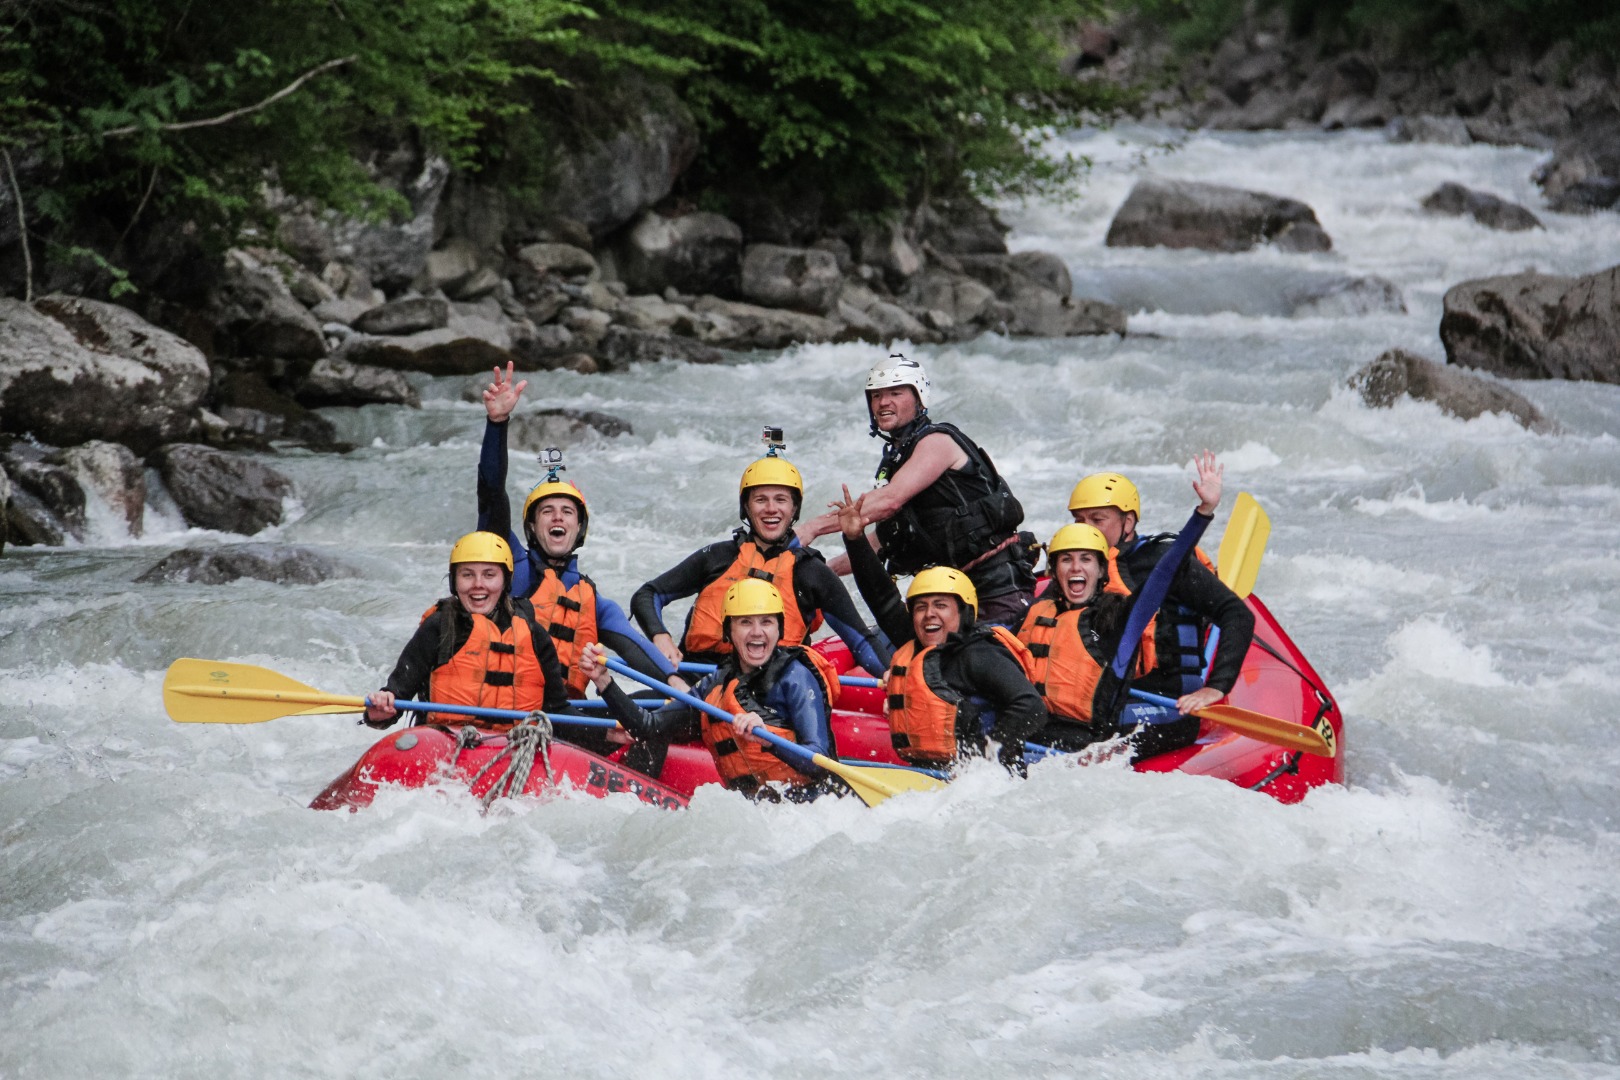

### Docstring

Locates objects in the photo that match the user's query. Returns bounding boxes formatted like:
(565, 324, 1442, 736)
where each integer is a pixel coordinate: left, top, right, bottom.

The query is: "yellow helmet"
(738, 455, 804, 523)
(1046, 523, 1110, 557)
(722, 578, 785, 618)
(1068, 472, 1140, 516)
(905, 566, 978, 617)
(449, 531, 514, 571)
(521, 479, 589, 549)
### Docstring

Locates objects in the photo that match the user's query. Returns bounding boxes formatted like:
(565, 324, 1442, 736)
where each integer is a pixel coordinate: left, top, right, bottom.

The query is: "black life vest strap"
(489, 641, 516, 655)
(548, 624, 576, 643)
(484, 671, 515, 687)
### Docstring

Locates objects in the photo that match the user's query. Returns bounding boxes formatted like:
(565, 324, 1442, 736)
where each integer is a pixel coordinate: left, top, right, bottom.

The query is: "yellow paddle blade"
(1195, 703, 1334, 758)
(1217, 492, 1271, 599)
(812, 752, 947, 806)
(163, 658, 365, 725)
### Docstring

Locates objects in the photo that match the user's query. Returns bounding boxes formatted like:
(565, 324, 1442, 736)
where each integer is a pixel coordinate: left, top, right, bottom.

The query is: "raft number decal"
(585, 761, 687, 810)
(1311, 712, 1337, 756)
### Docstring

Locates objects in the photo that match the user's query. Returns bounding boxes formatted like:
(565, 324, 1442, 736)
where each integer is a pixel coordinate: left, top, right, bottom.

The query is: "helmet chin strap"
(871, 406, 929, 442)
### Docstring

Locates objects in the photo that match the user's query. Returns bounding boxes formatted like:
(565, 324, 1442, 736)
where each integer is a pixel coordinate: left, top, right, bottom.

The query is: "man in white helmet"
(800, 353, 1035, 626)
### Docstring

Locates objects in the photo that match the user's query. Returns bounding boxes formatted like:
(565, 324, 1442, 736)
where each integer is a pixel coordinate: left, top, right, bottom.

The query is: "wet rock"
(559, 307, 613, 351)
(689, 296, 841, 350)
(1420, 183, 1542, 231)
(296, 357, 420, 408)
(1535, 113, 1620, 213)
(61, 441, 145, 536)
(1105, 178, 1332, 253)
(212, 370, 339, 445)
(614, 294, 696, 335)
(739, 244, 842, 314)
(508, 409, 634, 449)
(954, 253, 1127, 336)
(352, 296, 450, 336)
(914, 199, 1009, 256)
(613, 211, 743, 297)
(1350, 348, 1555, 432)
(338, 303, 519, 376)
(0, 296, 210, 454)
(1007, 251, 1072, 298)
(422, 239, 493, 298)
(155, 443, 294, 535)
(136, 543, 353, 585)
(203, 248, 328, 360)
(836, 284, 934, 345)
(515, 243, 598, 280)
(0, 438, 145, 544)
(1441, 265, 1620, 383)
(1387, 115, 1473, 145)
(1284, 275, 1406, 317)
(594, 326, 726, 371)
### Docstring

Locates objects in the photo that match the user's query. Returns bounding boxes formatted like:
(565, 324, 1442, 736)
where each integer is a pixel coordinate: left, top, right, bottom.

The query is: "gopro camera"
(761, 426, 786, 455)
(537, 447, 565, 479)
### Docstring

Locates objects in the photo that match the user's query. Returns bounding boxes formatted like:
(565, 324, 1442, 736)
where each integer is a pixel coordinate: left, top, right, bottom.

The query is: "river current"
(4, 127, 1619, 1078)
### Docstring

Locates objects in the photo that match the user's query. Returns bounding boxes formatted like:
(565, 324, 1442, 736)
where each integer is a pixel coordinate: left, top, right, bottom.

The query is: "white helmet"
(865, 352, 931, 410)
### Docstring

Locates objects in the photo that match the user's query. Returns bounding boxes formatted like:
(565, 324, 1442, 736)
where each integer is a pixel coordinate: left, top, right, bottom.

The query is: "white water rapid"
(4, 126, 1619, 1078)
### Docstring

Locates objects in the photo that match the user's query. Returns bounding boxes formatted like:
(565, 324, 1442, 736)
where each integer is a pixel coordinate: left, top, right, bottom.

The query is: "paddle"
(678, 661, 882, 688)
(163, 658, 620, 730)
(602, 657, 945, 807)
(1202, 490, 1271, 675)
(1128, 688, 1333, 757)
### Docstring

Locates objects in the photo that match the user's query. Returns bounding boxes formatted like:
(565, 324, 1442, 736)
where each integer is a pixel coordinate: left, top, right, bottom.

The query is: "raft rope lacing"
(466, 712, 555, 810)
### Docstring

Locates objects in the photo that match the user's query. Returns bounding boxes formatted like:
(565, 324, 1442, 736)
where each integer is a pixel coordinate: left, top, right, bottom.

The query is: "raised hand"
(482, 361, 528, 423)
(831, 484, 867, 540)
(1192, 449, 1223, 515)
(577, 642, 613, 693)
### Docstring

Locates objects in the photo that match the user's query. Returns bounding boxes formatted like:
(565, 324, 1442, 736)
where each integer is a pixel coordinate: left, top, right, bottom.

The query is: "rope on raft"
(467, 712, 555, 810)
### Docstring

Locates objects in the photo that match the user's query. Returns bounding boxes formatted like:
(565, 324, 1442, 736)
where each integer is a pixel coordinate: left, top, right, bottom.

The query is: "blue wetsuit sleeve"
(595, 594, 678, 677)
(764, 665, 832, 772)
(477, 419, 535, 595)
(1112, 509, 1214, 679)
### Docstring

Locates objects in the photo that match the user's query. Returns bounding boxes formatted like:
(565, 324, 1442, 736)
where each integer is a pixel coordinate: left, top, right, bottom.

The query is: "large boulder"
(0, 296, 210, 454)
(689, 297, 841, 350)
(296, 357, 420, 408)
(955, 254, 1127, 336)
(135, 543, 352, 586)
(515, 243, 599, 280)
(835, 284, 935, 345)
(211, 370, 339, 446)
(508, 408, 635, 449)
(352, 296, 450, 336)
(738, 244, 842, 314)
(203, 248, 327, 360)
(1534, 112, 1620, 214)
(1105, 177, 1333, 253)
(855, 219, 923, 287)
(338, 302, 521, 376)
(913, 198, 1010, 256)
(154, 444, 294, 534)
(534, 86, 699, 239)
(1349, 349, 1555, 432)
(902, 270, 999, 328)
(0, 438, 145, 544)
(1420, 183, 1542, 231)
(1284, 275, 1406, 317)
(612, 211, 743, 297)
(1440, 265, 1620, 383)
(594, 326, 726, 371)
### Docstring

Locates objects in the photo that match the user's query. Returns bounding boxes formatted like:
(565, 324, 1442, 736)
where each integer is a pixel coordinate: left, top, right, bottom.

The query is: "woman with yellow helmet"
(628, 431, 890, 678)
(579, 579, 840, 798)
(362, 531, 573, 739)
(475, 364, 676, 701)
(1024, 452, 1229, 760)
(830, 488, 1046, 774)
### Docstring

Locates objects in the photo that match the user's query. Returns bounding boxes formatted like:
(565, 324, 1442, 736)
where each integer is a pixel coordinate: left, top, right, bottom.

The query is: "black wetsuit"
(846, 529, 1046, 773)
(1115, 534, 1255, 699)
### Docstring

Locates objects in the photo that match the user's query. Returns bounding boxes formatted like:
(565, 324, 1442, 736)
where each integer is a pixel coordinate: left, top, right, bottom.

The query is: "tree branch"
(102, 54, 358, 139)
(2, 148, 33, 303)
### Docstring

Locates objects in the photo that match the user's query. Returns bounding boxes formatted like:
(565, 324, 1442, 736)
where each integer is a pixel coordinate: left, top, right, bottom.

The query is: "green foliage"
(586, 0, 1117, 209)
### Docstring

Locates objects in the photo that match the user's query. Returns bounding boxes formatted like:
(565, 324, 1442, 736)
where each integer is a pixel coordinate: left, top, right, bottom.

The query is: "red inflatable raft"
(311, 592, 1341, 810)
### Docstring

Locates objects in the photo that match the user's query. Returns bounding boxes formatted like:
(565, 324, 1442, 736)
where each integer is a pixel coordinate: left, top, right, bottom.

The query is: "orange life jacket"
(884, 625, 1037, 765)
(528, 568, 599, 697)
(698, 646, 839, 792)
(684, 541, 813, 655)
(1017, 597, 1154, 724)
(421, 601, 549, 730)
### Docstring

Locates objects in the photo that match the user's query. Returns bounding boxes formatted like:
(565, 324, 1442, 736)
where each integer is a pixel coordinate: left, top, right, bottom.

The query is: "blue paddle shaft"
(369, 698, 619, 729)
(679, 660, 881, 689)
(604, 657, 821, 771)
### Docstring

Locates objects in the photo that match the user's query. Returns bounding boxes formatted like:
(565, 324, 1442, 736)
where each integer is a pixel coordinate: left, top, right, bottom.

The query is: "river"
(3, 125, 1618, 1078)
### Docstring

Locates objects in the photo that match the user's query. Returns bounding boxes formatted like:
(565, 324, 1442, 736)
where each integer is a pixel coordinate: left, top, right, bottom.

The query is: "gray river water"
(3, 126, 1619, 1078)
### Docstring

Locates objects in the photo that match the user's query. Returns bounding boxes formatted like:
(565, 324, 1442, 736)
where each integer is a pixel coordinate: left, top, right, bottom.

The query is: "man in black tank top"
(799, 354, 1035, 627)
